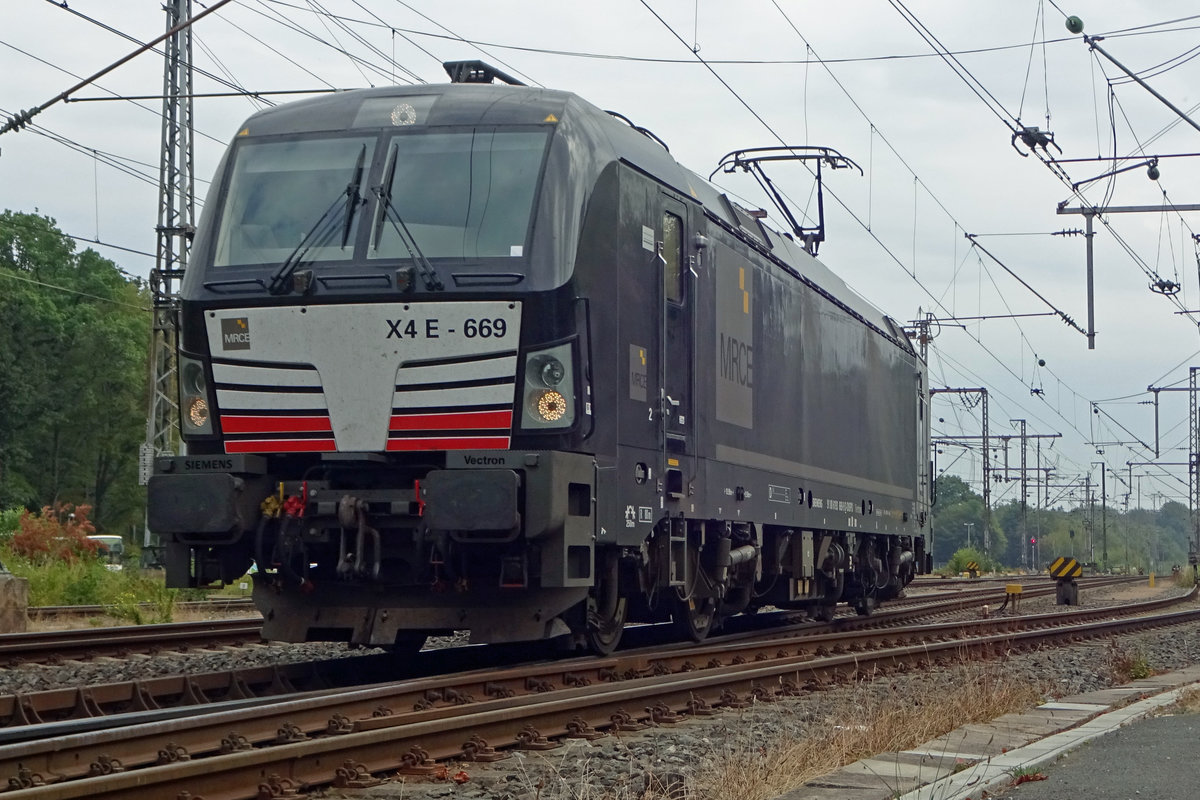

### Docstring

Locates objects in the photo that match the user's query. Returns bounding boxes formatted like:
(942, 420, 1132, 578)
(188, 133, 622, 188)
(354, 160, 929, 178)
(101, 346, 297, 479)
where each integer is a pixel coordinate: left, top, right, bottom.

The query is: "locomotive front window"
(213, 136, 377, 268)
(369, 129, 547, 261)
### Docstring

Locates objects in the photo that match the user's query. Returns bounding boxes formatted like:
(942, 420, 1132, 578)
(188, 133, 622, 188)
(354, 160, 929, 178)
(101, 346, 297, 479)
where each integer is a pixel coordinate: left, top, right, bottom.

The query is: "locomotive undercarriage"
(595, 519, 919, 647)
(154, 451, 597, 648)
(155, 451, 919, 654)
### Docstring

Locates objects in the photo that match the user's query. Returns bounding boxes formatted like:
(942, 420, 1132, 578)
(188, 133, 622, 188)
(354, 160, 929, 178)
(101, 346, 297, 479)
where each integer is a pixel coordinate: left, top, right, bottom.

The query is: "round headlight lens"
(533, 390, 567, 422)
(187, 396, 209, 428)
(539, 357, 565, 387)
(183, 361, 207, 394)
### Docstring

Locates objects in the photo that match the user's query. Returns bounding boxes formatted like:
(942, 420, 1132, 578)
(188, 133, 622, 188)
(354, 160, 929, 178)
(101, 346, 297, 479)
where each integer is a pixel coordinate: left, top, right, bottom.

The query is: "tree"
(930, 475, 996, 564)
(0, 211, 150, 533)
(934, 474, 976, 508)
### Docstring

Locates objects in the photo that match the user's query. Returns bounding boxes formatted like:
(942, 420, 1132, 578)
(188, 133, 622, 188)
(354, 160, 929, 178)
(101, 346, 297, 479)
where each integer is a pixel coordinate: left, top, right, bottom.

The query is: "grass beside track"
(680, 662, 1044, 800)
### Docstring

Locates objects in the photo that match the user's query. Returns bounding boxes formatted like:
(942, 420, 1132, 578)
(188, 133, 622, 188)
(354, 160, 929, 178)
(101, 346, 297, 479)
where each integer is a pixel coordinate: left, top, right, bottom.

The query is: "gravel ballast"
(11, 581, 1199, 800)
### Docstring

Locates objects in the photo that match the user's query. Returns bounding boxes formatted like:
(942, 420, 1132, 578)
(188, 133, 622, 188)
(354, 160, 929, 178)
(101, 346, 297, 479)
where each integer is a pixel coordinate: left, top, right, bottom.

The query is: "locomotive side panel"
(696, 226, 923, 537)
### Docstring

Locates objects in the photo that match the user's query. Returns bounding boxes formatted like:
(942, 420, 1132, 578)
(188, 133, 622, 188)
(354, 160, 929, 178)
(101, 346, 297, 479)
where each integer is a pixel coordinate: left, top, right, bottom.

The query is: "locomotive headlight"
(532, 389, 568, 422)
(187, 397, 210, 427)
(539, 357, 565, 387)
(182, 361, 207, 395)
(521, 343, 575, 429)
(178, 354, 214, 435)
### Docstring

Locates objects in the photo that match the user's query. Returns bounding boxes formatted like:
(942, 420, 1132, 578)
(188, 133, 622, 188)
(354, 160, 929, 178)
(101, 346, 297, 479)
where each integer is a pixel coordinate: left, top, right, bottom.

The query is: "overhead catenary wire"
(0, 0, 237, 135)
(63, 233, 156, 261)
(884, 1, 1195, 319)
(0, 39, 230, 147)
(347, 0, 440, 79)
(233, 0, 405, 88)
(384, 0, 542, 87)
(693, 1, 1172, 491)
(43, 0, 277, 107)
(765, 1, 1144, 474)
(0, 108, 165, 190)
(243, 1, 1200, 69)
(964, 234, 1083, 334)
(881, 2, 1199, 487)
(638, 0, 1125, 496)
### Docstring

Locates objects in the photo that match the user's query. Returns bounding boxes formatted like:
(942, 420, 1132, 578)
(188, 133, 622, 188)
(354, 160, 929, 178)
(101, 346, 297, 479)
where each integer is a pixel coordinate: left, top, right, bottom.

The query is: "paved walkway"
(774, 665, 1200, 800)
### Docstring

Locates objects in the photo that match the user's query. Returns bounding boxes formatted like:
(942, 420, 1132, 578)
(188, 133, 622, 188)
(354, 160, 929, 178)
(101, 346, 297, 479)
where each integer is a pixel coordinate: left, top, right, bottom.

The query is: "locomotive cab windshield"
(210, 125, 551, 285)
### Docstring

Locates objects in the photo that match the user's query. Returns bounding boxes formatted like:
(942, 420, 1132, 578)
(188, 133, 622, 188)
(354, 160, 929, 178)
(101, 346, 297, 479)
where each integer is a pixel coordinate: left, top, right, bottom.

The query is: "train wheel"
(673, 595, 716, 642)
(586, 597, 627, 655)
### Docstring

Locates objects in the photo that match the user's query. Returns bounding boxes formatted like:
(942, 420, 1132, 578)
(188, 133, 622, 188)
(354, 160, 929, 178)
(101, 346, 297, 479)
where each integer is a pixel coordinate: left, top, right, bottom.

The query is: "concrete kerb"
(893, 679, 1200, 800)
(771, 667, 1200, 800)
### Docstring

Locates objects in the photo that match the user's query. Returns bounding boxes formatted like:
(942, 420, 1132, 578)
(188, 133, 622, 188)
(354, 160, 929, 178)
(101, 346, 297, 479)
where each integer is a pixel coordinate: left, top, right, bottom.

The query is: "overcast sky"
(2, 0, 1199, 512)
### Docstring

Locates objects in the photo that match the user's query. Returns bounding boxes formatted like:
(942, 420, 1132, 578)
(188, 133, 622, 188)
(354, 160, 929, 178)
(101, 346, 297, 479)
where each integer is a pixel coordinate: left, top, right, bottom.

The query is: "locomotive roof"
(233, 83, 905, 348)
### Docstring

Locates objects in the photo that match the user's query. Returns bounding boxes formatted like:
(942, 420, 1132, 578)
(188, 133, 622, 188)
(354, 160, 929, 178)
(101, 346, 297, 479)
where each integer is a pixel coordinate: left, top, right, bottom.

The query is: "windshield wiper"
(371, 143, 443, 291)
(267, 144, 367, 295)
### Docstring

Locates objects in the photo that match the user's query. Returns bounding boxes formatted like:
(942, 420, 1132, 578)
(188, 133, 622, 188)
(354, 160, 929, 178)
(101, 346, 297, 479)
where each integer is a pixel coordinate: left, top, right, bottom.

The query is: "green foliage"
(1008, 765, 1047, 785)
(1129, 654, 1152, 680)
(934, 473, 1191, 572)
(934, 474, 976, 508)
(0, 210, 150, 533)
(3, 554, 181, 616)
(106, 583, 177, 625)
(0, 507, 21, 543)
(1106, 640, 1153, 682)
(207, 573, 256, 597)
(6, 553, 108, 606)
(945, 547, 996, 575)
(932, 475, 1002, 563)
(63, 564, 104, 605)
(106, 592, 147, 624)
(1, 530, 178, 614)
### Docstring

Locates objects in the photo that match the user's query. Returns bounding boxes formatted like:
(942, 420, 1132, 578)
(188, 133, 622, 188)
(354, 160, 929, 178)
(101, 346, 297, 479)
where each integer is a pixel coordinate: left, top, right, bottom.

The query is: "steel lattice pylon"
(141, 0, 195, 553)
(1190, 367, 1199, 570)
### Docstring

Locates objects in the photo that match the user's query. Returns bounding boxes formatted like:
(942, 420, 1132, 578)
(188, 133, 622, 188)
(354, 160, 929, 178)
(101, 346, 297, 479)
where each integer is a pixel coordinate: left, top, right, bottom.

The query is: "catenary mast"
(141, 0, 195, 557)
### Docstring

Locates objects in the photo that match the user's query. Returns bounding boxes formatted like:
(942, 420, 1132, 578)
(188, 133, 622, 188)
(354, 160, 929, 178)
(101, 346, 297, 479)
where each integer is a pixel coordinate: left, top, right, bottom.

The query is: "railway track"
(0, 618, 264, 666)
(0, 575, 1139, 719)
(26, 597, 257, 622)
(1, 581, 1191, 799)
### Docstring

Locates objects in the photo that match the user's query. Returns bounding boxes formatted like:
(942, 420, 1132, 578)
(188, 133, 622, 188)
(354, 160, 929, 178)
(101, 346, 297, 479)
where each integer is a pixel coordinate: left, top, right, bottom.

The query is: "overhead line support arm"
(0, 0, 234, 136)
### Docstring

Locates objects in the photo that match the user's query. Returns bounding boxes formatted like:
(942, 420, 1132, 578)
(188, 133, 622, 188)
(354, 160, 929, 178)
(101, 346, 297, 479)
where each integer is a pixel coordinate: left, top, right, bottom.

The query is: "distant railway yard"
(2, 576, 1198, 800)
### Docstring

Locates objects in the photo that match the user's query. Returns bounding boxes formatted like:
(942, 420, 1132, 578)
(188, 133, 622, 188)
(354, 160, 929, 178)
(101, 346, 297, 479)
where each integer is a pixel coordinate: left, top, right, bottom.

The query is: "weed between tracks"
(1103, 640, 1153, 682)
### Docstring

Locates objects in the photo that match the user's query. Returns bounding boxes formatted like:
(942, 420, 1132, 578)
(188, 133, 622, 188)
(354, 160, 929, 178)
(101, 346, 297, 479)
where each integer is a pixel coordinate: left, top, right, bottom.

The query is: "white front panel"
(207, 301, 521, 452)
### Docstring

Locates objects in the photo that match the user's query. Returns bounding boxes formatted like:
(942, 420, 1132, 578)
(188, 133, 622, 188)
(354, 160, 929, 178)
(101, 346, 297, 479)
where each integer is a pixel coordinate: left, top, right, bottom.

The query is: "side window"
(662, 211, 684, 303)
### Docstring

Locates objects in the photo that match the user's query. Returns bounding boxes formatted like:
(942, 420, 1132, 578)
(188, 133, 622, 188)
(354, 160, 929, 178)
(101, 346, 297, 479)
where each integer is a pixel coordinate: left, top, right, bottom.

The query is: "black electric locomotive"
(149, 61, 931, 654)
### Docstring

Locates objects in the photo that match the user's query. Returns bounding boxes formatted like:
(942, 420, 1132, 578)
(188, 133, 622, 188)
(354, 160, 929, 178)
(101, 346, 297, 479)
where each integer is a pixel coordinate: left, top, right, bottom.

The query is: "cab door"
(659, 195, 693, 502)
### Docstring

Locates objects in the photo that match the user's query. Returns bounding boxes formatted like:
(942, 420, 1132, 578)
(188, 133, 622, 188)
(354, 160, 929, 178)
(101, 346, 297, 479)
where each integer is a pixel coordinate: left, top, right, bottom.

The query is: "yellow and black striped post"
(1049, 556, 1082, 605)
